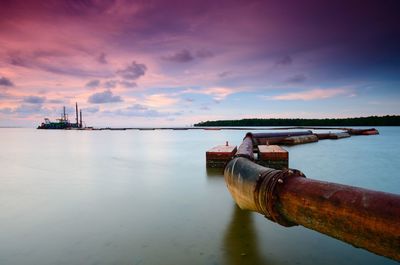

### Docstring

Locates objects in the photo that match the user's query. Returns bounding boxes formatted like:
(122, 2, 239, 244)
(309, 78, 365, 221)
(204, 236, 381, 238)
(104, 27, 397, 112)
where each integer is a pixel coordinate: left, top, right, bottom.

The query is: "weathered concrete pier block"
(257, 145, 288, 170)
(206, 144, 237, 168)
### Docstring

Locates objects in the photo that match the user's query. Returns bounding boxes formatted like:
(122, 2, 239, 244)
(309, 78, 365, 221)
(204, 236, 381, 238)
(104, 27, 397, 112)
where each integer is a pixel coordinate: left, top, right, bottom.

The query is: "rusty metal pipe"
(235, 132, 254, 160)
(252, 130, 312, 139)
(224, 157, 400, 261)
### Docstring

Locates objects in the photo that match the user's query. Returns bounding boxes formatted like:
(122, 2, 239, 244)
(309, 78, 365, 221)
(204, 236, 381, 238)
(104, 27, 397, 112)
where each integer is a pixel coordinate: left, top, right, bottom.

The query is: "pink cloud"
(183, 87, 240, 101)
(271, 88, 351, 101)
(144, 94, 179, 107)
(0, 1, 398, 126)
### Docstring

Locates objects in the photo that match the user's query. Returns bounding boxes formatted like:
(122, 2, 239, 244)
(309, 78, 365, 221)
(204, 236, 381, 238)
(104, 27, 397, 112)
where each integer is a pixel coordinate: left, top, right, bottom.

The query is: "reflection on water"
(206, 167, 225, 177)
(223, 206, 270, 265)
(0, 128, 398, 265)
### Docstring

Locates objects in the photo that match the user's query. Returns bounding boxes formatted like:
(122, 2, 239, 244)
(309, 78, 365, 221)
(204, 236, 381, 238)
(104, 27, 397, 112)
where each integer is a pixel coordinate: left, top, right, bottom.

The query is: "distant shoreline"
(194, 115, 400, 127)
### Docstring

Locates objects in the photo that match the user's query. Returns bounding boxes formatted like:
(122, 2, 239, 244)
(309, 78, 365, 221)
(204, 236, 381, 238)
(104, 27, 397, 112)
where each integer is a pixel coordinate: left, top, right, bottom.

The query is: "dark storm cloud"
(88, 90, 122, 104)
(117, 61, 147, 80)
(85, 79, 100, 88)
(162, 49, 194, 63)
(0, 77, 14, 87)
(286, 74, 307, 83)
(24, 96, 46, 104)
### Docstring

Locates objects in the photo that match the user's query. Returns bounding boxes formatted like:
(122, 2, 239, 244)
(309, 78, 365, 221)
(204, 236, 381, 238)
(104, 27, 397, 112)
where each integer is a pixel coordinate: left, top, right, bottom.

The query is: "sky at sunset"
(0, 0, 399, 127)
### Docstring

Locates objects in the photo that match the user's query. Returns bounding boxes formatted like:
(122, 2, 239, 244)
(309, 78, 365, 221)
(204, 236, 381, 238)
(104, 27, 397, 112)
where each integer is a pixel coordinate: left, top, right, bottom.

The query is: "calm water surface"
(0, 127, 399, 265)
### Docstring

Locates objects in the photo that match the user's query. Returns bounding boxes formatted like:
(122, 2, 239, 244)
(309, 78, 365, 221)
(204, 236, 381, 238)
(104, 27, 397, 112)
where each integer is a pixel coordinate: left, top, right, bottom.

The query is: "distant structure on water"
(37, 103, 84, 129)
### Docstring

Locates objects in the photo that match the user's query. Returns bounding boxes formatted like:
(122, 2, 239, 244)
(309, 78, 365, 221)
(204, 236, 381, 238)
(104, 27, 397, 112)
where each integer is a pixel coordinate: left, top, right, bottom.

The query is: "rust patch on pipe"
(225, 157, 400, 261)
(278, 177, 400, 261)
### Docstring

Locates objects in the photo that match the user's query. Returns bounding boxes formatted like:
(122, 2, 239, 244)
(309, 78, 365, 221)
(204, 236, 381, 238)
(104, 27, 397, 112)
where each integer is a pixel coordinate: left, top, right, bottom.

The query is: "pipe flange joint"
(254, 168, 306, 227)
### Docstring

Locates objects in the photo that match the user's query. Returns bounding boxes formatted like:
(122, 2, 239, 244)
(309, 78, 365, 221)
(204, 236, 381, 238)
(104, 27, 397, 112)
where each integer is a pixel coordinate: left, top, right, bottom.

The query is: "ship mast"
(79, 110, 83, 128)
(75, 102, 79, 127)
(63, 106, 66, 121)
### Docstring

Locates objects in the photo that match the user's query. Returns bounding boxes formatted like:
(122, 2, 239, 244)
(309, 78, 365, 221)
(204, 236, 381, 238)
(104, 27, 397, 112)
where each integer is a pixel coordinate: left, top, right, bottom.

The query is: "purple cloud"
(7, 53, 112, 78)
(97, 52, 107, 64)
(195, 49, 214, 58)
(24, 96, 46, 104)
(104, 80, 117, 89)
(88, 90, 122, 104)
(162, 49, 194, 63)
(286, 74, 307, 83)
(129, 104, 148, 111)
(0, 0, 400, 126)
(218, 71, 232, 78)
(0, 107, 12, 114)
(48, 99, 63, 104)
(7, 104, 47, 115)
(83, 106, 99, 113)
(85, 79, 100, 88)
(117, 61, 147, 80)
(119, 80, 137, 88)
(276, 55, 292, 66)
(0, 76, 14, 87)
(9, 54, 27, 67)
(109, 104, 181, 117)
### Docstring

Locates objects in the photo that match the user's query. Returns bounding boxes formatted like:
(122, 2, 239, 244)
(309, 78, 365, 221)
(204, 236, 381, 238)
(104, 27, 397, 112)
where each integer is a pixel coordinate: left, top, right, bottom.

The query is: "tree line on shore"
(194, 115, 400, 127)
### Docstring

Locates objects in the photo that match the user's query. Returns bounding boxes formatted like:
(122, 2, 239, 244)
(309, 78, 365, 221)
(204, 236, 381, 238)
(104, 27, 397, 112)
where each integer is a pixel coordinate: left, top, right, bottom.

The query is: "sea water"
(0, 127, 398, 265)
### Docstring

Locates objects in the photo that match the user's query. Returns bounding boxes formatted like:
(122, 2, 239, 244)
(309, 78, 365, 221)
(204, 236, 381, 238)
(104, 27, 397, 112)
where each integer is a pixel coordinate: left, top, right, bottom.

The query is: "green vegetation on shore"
(194, 115, 400, 127)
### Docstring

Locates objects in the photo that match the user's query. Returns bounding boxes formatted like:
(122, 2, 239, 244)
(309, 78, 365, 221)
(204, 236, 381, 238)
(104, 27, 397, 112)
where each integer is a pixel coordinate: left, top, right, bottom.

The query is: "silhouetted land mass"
(194, 115, 400, 127)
